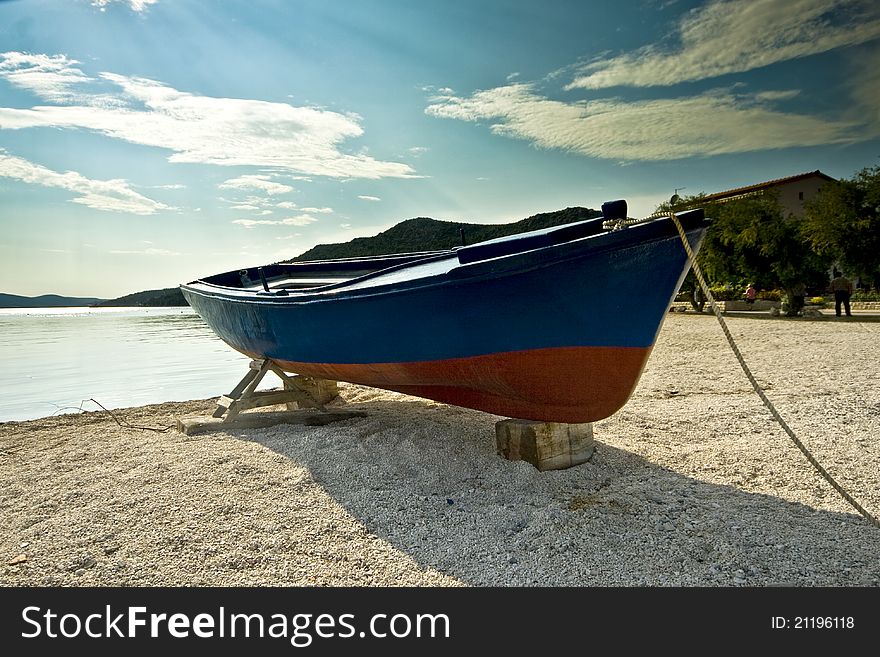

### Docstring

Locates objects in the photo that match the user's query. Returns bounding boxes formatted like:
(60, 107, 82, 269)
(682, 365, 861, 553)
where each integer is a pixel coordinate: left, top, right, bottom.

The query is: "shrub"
(852, 290, 880, 301)
(809, 296, 825, 305)
(757, 289, 782, 301)
(708, 287, 739, 301)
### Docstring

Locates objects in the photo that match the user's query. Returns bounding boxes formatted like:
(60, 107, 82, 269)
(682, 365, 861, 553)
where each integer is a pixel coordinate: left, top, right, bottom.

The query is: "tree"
(802, 166, 880, 288)
(660, 192, 830, 315)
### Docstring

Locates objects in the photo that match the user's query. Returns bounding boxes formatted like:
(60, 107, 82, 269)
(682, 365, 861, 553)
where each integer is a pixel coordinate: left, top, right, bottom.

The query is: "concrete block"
(495, 419, 594, 471)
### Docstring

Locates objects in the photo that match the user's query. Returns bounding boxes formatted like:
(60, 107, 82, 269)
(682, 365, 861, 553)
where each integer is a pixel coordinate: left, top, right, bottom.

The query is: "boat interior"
(202, 251, 455, 294)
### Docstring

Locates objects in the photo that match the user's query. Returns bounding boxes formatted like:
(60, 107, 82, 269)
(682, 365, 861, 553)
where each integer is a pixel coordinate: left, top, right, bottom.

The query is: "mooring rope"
(667, 211, 880, 529)
(602, 216, 656, 231)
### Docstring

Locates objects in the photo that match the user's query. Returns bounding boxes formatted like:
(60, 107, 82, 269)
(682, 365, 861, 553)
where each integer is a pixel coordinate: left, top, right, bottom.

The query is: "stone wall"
(670, 300, 880, 312)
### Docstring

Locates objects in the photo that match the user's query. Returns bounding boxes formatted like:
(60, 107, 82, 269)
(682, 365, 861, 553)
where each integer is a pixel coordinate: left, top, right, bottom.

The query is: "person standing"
(744, 283, 757, 306)
(830, 271, 853, 317)
(790, 282, 806, 316)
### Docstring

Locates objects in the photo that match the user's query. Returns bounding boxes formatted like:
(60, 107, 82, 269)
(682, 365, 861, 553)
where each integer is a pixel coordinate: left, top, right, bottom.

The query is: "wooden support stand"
(176, 409, 366, 435)
(211, 359, 339, 420)
(495, 420, 594, 471)
(176, 359, 364, 435)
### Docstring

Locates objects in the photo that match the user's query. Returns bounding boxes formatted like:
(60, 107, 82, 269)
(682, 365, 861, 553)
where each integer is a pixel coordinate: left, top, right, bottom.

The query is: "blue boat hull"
(182, 211, 707, 422)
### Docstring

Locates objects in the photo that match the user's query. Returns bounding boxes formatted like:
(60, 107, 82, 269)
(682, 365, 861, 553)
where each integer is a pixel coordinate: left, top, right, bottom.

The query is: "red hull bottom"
(257, 346, 652, 423)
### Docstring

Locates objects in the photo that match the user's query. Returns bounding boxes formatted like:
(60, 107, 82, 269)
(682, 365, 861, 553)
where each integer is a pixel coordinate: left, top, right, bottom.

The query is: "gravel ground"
(2, 312, 879, 587)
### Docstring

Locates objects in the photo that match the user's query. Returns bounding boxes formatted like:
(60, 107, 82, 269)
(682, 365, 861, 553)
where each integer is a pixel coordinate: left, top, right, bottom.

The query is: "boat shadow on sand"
(237, 394, 880, 587)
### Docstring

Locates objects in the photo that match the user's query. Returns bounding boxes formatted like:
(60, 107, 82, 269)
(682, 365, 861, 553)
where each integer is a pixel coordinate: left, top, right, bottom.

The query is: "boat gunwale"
(181, 211, 708, 306)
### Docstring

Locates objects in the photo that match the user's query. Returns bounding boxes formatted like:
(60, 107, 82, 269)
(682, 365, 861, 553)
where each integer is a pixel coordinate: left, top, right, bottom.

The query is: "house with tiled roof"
(699, 170, 836, 217)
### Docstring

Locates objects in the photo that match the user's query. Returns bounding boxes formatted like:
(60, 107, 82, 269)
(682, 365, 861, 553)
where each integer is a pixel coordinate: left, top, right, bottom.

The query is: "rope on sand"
(82, 398, 175, 433)
(667, 211, 880, 529)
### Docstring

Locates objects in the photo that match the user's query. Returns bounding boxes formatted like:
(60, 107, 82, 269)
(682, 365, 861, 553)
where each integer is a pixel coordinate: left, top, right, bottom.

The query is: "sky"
(1, 0, 879, 298)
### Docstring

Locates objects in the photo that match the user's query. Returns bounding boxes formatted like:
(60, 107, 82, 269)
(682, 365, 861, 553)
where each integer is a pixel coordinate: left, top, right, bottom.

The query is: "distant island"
(0, 293, 107, 308)
(23, 206, 601, 308)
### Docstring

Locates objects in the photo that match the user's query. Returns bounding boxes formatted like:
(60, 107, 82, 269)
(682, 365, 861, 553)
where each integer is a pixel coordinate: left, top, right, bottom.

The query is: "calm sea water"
(0, 307, 272, 422)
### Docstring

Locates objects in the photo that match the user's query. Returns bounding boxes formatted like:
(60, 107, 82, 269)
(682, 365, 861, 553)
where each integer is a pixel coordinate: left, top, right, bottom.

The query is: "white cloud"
(279, 214, 319, 226)
(0, 52, 92, 103)
(244, 195, 275, 207)
(753, 90, 801, 102)
(0, 52, 416, 180)
(232, 214, 319, 228)
(218, 174, 294, 195)
(408, 146, 429, 156)
(426, 83, 859, 161)
(224, 194, 314, 215)
(421, 85, 455, 95)
(358, 195, 381, 201)
(0, 148, 173, 214)
(109, 247, 181, 256)
(92, 1, 159, 13)
(851, 48, 880, 126)
(268, 201, 332, 213)
(567, 0, 880, 90)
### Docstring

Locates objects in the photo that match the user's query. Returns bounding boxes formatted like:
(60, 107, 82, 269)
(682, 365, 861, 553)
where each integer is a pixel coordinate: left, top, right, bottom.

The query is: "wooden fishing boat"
(181, 201, 709, 423)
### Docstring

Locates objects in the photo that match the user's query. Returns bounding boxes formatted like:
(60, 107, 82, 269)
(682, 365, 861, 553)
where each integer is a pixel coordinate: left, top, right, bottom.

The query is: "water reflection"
(0, 307, 273, 422)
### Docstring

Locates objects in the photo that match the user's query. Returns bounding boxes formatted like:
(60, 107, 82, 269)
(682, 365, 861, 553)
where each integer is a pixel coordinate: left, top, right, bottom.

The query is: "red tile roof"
(701, 170, 836, 202)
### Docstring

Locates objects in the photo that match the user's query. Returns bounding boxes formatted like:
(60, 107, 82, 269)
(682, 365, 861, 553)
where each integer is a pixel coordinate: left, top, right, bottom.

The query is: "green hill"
(97, 287, 187, 307)
(287, 206, 601, 262)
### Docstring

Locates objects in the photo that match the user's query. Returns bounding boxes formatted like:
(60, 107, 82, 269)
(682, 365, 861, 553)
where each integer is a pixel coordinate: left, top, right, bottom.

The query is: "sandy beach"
(2, 312, 879, 587)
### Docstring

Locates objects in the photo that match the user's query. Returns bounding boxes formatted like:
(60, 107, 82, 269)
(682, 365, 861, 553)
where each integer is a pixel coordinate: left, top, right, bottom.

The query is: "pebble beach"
(2, 312, 879, 587)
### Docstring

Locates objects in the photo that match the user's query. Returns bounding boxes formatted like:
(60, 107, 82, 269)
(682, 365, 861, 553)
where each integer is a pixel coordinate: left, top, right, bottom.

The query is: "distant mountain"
(288, 206, 602, 262)
(97, 287, 188, 307)
(0, 293, 106, 308)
